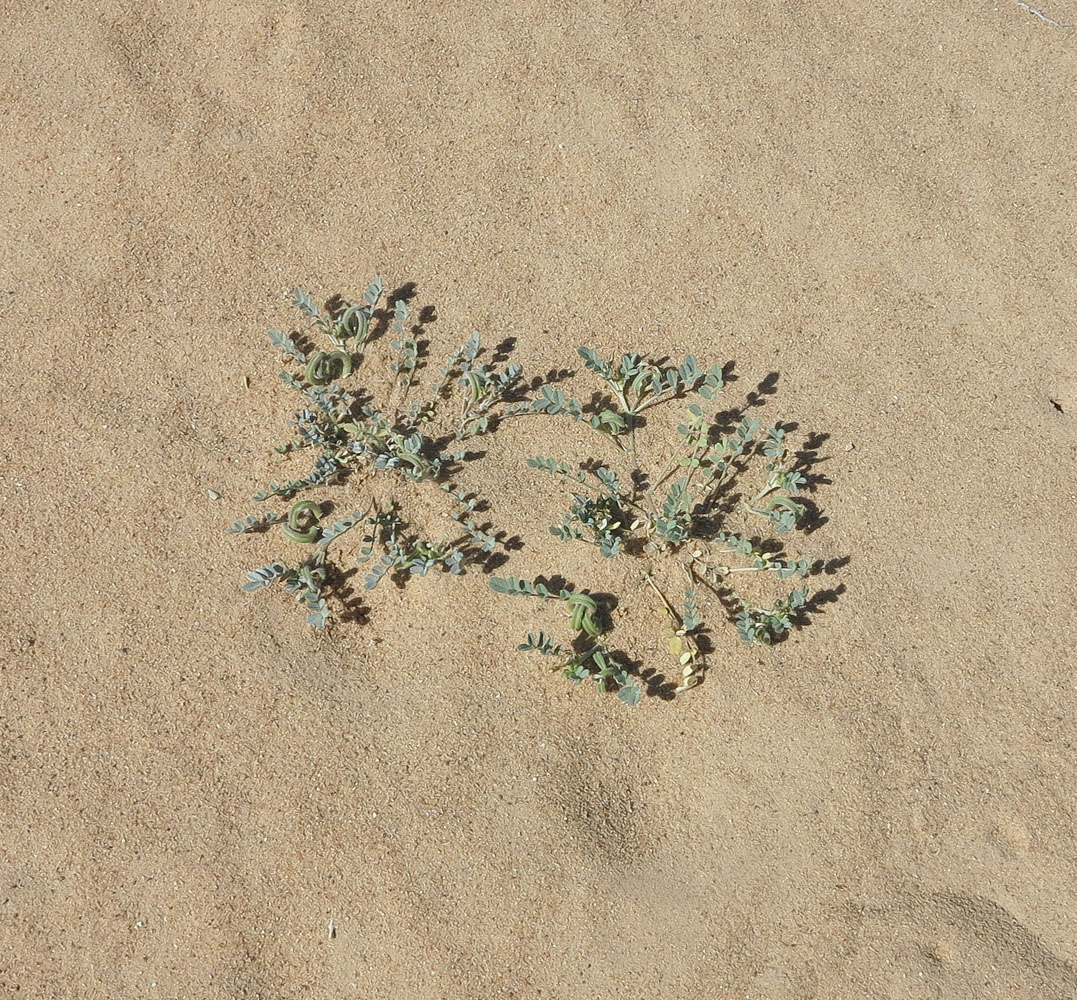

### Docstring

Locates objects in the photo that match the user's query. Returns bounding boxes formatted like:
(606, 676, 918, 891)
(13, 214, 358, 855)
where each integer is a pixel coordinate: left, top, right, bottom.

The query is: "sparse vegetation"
(231, 285, 837, 706)
(493, 346, 823, 698)
(490, 576, 643, 706)
(230, 282, 520, 628)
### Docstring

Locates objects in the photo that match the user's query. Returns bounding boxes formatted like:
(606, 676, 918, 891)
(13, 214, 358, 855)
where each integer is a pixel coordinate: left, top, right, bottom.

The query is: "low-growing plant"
(491, 346, 827, 696)
(644, 573, 706, 692)
(499, 349, 724, 455)
(358, 502, 465, 589)
(230, 284, 839, 709)
(230, 282, 520, 627)
(490, 576, 643, 706)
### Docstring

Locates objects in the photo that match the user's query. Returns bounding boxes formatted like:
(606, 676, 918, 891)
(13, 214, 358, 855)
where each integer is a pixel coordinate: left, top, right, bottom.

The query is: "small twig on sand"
(1014, 1, 1064, 27)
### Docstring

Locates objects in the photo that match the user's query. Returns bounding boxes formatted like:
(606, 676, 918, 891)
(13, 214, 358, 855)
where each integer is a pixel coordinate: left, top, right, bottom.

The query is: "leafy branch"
(490, 576, 642, 706)
(233, 281, 521, 628)
(644, 574, 705, 692)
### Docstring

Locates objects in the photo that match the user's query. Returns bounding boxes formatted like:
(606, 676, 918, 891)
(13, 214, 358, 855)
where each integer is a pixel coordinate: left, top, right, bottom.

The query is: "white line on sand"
(1013, 1, 1064, 27)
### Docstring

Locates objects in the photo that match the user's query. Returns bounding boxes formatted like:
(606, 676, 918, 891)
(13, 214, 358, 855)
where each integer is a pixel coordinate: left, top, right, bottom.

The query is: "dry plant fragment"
(644, 573, 705, 692)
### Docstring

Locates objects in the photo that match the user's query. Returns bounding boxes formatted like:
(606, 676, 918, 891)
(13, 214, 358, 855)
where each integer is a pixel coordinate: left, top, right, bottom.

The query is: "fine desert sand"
(2, 2, 1076, 997)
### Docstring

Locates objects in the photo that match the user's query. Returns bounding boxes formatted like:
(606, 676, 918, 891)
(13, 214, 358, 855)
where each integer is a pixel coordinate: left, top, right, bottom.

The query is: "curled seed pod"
(305, 350, 352, 385)
(282, 500, 325, 543)
(568, 592, 597, 613)
(394, 451, 427, 478)
(460, 370, 486, 404)
(565, 593, 599, 636)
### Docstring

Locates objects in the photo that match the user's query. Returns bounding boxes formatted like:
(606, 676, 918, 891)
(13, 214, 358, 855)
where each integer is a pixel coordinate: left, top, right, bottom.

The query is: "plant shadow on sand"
(232, 281, 848, 704)
(488, 352, 850, 705)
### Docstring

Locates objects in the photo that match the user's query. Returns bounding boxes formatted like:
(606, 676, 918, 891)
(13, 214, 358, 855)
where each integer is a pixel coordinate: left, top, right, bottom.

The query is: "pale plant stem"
(649, 438, 701, 496)
(649, 412, 710, 496)
(635, 391, 678, 414)
(643, 573, 681, 624)
(648, 457, 680, 495)
(683, 457, 702, 495)
(609, 384, 638, 454)
(690, 555, 769, 577)
(696, 464, 733, 508)
(750, 473, 784, 504)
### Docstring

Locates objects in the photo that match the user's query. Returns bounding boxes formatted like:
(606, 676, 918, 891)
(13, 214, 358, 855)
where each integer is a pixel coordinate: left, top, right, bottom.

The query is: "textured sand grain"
(2, 2, 1076, 997)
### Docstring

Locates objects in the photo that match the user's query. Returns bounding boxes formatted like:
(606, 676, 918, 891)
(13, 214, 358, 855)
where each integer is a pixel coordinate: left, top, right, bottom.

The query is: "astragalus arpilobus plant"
(490, 346, 820, 699)
(230, 281, 521, 629)
(230, 281, 835, 706)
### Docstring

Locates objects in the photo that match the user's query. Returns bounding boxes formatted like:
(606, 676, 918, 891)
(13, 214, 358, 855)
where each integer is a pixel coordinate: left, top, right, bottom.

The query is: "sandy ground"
(2, 1, 1077, 997)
